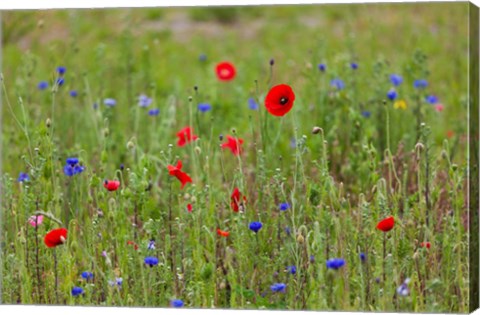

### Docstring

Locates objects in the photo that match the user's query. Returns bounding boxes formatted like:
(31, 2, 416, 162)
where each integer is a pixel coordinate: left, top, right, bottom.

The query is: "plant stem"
(383, 233, 386, 283)
(54, 248, 58, 304)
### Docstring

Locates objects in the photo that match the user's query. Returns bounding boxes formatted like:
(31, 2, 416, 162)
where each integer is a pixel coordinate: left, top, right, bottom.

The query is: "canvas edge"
(469, 1, 480, 313)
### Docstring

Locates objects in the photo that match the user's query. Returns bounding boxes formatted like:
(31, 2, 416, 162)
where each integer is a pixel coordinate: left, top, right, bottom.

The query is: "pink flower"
(28, 215, 44, 227)
(434, 103, 444, 112)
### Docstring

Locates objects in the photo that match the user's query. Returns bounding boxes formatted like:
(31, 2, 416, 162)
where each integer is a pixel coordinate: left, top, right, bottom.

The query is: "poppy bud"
(296, 234, 304, 244)
(441, 150, 448, 159)
(312, 126, 322, 135)
(195, 146, 202, 155)
(127, 141, 135, 150)
(415, 143, 424, 151)
(46, 118, 51, 128)
(191, 196, 197, 203)
(194, 86, 198, 91)
(452, 164, 458, 171)
(188, 96, 193, 102)
(103, 128, 109, 137)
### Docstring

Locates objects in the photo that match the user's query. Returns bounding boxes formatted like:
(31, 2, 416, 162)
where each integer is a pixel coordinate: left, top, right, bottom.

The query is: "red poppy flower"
(376, 216, 395, 232)
(104, 180, 120, 191)
(420, 242, 431, 249)
(221, 135, 243, 156)
(217, 229, 230, 237)
(187, 204, 193, 213)
(264, 84, 296, 116)
(177, 126, 198, 147)
(44, 228, 68, 248)
(230, 187, 246, 212)
(446, 130, 454, 139)
(215, 61, 236, 81)
(167, 160, 192, 189)
(127, 240, 139, 250)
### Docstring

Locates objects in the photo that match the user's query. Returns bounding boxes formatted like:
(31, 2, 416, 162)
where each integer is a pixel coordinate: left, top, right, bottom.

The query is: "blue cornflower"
(361, 111, 371, 118)
(66, 157, 79, 166)
(63, 158, 84, 177)
(38, 81, 49, 90)
(74, 165, 84, 174)
(199, 53, 207, 62)
(279, 203, 290, 211)
(390, 74, 403, 86)
(425, 95, 438, 104)
(360, 252, 366, 262)
(64, 164, 75, 176)
(287, 265, 296, 275)
(285, 227, 291, 236)
(138, 94, 152, 107)
(290, 137, 296, 149)
(57, 66, 66, 75)
(148, 108, 160, 116)
(81, 271, 94, 280)
(326, 258, 346, 270)
(249, 221, 263, 233)
(318, 63, 326, 72)
(104, 98, 116, 107)
(351, 62, 358, 70)
(270, 283, 286, 293)
(171, 299, 184, 308)
(330, 78, 345, 90)
(414, 79, 428, 89)
(71, 287, 84, 296)
(310, 255, 315, 263)
(148, 239, 156, 250)
(56, 77, 65, 86)
(198, 103, 212, 112)
(108, 277, 123, 287)
(248, 98, 259, 110)
(387, 89, 398, 101)
(70, 90, 78, 97)
(93, 103, 98, 110)
(120, 163, 125, 171)
(144, 256, 159, 267)
(17, 172, 30, 182)
(397, 278, 411, 297)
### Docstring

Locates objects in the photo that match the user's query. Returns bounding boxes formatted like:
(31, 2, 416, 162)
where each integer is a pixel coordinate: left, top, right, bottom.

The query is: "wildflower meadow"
(1, 3, 478, 313)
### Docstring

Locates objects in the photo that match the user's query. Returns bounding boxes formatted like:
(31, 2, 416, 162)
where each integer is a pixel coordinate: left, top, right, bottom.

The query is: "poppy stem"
(382, 232, 386, 283)
(267, 63, 273, 87)
(134, 202, 138, 241)
(54, 247, 58, 304)
(168, 177, 178, 296)
(35, 215, 41, 302)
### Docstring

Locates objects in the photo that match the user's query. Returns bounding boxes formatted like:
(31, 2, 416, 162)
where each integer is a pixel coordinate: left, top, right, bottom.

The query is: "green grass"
(0, 3, 471, 312)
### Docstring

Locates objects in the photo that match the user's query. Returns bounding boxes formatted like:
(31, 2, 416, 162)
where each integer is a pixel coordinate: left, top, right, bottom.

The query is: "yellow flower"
(394, 99, 407, 110)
